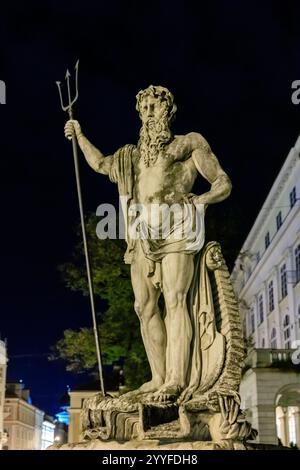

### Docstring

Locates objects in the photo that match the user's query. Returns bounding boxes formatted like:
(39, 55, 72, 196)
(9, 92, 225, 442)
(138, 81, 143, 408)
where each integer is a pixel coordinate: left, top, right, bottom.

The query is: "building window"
(261, 337, 265, 348)
(250, 308, 255, 334)
(270, 327, 277, 348)
(288, 408, 297, 445)
(280, 264, 288, 299)
(276, 211, 282, 230)
(289, 186, 296, 208)
(283, 315, 291, 349)
(258, 294, 264, 324)
(268, 280, 274, 312)
(295, 244, 300, 284)
(265, 232, 270, 249)
(298, 305, 300, 329)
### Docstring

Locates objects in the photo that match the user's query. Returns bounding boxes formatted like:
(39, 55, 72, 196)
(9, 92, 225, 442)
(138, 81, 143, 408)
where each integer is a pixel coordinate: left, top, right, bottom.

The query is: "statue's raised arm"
(64, 119, 114, 175)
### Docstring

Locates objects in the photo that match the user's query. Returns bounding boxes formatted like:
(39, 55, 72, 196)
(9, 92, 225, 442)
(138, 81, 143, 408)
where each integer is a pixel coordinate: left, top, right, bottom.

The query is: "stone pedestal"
(47, 438, 290, 451)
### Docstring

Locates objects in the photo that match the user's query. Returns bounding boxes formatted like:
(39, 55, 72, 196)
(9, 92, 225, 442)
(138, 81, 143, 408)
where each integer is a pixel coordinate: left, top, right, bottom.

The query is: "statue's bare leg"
(131, 244, 166, 393)
(153, 252, 194, 402)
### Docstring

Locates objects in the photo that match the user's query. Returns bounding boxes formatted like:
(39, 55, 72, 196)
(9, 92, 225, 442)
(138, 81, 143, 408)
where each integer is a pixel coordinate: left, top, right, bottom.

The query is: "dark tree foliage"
(52, 214, 150, 389)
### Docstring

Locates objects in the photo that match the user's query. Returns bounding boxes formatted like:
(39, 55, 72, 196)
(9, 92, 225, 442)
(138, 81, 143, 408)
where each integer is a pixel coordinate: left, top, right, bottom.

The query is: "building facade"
(68, 389, 100, 443)
(68, 381, 120, 443)
(232, 134, 300, 446)
(0, 340, 8, 450)
(41, 416, 55, 450)
(3, 383, 46, 450)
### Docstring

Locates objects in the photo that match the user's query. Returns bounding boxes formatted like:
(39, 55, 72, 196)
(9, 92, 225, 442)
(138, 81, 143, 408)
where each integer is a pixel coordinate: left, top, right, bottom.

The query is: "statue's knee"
(134, 301, 143, 319)
(134, 300, 157, 321)
(165, 291, 186, 311)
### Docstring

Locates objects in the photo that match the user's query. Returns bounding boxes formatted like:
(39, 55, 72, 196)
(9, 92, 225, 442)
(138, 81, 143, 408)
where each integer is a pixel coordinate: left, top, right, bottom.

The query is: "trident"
(56, 61, 105, 396)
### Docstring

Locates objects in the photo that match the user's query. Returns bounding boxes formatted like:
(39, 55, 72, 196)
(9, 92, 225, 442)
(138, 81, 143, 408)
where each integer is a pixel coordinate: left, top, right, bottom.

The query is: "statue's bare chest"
(132, 145, 197, 203)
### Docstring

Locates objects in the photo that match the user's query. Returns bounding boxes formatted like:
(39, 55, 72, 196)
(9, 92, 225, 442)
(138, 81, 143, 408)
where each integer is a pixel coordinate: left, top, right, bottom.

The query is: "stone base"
(47, 439, 290, 451)
(48, 439, 219, 450)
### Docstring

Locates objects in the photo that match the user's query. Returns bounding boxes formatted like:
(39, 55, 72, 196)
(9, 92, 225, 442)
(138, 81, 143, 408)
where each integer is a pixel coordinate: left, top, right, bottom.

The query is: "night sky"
(0, 0, 300, 416)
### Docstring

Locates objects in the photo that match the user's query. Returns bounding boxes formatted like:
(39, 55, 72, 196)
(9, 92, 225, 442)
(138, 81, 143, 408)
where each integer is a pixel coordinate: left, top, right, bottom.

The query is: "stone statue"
(64, 85, 256, 448)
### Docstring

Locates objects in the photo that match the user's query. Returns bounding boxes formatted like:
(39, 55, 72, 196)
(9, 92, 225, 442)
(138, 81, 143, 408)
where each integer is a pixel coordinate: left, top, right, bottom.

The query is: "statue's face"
(139, 96, 167, 124)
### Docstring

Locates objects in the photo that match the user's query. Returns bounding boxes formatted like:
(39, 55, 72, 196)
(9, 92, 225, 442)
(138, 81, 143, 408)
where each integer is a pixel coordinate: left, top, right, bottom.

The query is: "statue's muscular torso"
(76, 128, 232, 208)
(132, 132, 228, 206)
(132, 133, 198, 205)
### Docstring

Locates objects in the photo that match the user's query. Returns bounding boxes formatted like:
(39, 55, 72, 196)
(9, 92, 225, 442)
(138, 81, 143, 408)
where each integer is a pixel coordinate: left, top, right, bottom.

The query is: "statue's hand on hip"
(184, 193, 208, 211)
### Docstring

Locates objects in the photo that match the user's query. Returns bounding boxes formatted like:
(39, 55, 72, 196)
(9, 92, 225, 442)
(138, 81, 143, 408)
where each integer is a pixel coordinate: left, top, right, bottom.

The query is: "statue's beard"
(138, 115, 173, 166)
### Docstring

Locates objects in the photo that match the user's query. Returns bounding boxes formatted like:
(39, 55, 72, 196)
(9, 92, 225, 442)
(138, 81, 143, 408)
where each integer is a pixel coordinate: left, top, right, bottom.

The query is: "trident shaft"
(56, 61, 105, 396)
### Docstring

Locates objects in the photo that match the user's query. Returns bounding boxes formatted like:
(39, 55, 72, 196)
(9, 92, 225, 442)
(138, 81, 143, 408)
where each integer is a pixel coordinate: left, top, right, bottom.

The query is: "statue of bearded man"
(64, 85, 232, 402)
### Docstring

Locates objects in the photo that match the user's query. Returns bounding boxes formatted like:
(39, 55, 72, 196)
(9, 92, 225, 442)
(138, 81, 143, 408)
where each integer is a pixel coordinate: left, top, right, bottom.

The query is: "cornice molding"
(247, 148, 298, 249)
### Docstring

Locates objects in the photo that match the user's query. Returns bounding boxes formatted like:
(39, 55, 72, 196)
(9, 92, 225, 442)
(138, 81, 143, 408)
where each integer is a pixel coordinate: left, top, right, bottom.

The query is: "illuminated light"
(55, 406, 69, 425)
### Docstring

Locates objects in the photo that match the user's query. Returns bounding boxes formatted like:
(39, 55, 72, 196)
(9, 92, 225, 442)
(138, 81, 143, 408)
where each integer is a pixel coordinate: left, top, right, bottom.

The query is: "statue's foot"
(138, 378, 164, 394)
(152, 383, 182, 403)
(118, 379, 163, 401)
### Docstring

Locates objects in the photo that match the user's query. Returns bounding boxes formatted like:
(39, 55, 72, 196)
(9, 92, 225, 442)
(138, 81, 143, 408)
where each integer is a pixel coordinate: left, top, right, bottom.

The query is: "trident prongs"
(74, 60, 79, 104)
(56, 81, 69, 112)
(56, 60, 79, 116)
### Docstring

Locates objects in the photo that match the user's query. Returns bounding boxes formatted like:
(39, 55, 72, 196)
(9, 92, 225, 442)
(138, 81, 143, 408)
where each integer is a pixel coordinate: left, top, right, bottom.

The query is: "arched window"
(283, 315, 290, 326)
(249, 308, 255, 334)
(276, 211, 282, 230)
(268, 280, 274, 312)
(265, 232, 270, 249)
(295, 244, 300, 284)
(270, 328, 277, 349)
(258, 294, 264, 324)
(283, 315, 291, 349)
(280, 264, 288, 299)
(288, 407, 297, 445)
(290, 186, 297, 208)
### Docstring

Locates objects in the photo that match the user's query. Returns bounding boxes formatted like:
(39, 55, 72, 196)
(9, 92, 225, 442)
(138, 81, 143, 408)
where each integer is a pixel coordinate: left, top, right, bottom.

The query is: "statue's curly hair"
(136, 85, 177, 123)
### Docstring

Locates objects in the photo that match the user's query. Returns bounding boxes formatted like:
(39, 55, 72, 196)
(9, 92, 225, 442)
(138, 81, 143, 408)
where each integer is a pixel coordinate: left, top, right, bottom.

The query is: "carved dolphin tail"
(180, 242, 257, 444)
(207, 243, 245, 404)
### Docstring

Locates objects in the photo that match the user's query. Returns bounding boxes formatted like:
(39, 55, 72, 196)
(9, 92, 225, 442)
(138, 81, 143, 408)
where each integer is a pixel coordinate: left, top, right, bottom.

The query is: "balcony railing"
(245, 348, 298, 369)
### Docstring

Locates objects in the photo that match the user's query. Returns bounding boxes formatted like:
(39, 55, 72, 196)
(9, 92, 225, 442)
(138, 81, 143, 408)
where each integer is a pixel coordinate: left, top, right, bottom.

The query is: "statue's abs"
(133, 151, 197, 205)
